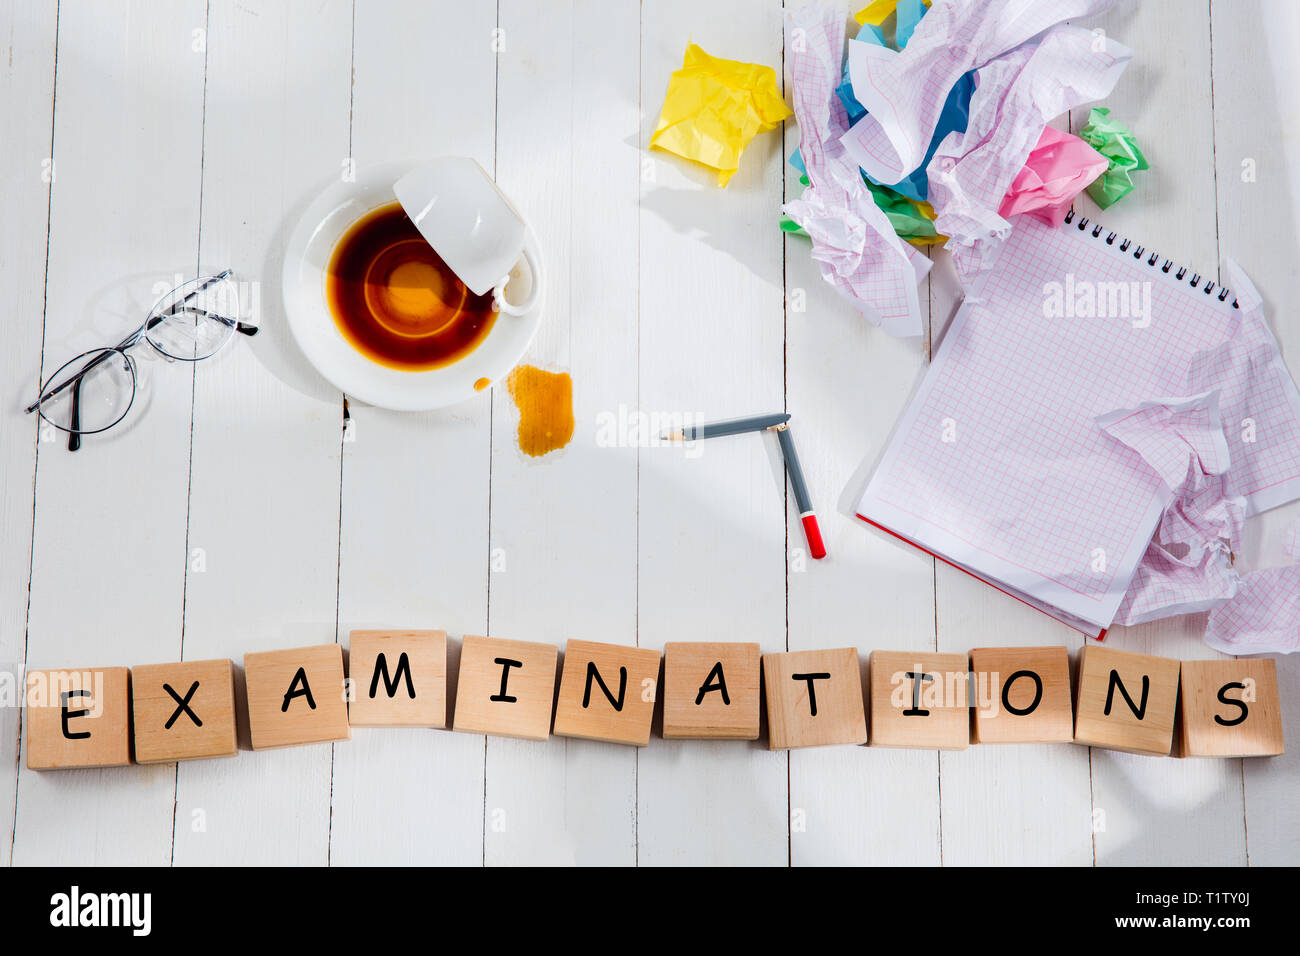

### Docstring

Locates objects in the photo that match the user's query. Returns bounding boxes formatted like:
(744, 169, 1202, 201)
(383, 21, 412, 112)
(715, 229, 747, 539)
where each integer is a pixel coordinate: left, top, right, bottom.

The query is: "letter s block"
(1178, 659, 1283, 757)
(27, 667, 132, 770)
(1074, 645, 1180, 755)
(244, 644, 350, 750)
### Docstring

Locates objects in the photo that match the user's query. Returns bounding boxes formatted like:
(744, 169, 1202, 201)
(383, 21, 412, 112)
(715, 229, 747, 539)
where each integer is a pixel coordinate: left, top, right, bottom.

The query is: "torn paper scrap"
(649, 43, 791, 187)
(998, 127, 1109, 227)
(783, 1, 924, 337)
(842, 0, 1118, 185)
(1204, 564, 1300, 654)
(1080, 106, 1149, 208)
(927, 26, 1132, 275)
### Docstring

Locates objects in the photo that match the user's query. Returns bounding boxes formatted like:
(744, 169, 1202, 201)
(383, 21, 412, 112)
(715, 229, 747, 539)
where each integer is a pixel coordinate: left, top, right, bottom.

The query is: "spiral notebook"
(857, 213, 1300, 637)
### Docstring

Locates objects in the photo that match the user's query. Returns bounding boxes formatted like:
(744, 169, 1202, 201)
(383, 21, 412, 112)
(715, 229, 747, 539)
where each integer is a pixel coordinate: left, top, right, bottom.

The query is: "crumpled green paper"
(782, 179, 941, 246)
(1080, 107, 1149, 208)
(650, 43, 791, 187)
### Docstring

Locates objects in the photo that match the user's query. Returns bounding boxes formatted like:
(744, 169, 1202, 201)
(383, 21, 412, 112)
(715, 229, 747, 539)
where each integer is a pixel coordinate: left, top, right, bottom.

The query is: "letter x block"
(347, 629, 446, 728)
(132, 658, 238, 763)
(552, 640, 661, 746)
(454, 634, 559, 741)
(969, 646, 1073, 744)
(662, 642, 761, 739)
(762, 648, 867, 749)
(1178, 659, 1284, 757)
(868, 650, 970, 750)
(244, 644, 351, 750)
(1074, 645, 1180, 756)
(27, 667, 132, 770)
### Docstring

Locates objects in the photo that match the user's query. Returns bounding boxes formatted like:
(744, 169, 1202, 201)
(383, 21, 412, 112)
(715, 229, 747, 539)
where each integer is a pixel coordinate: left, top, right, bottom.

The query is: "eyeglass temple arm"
(24, 347, 116, 414)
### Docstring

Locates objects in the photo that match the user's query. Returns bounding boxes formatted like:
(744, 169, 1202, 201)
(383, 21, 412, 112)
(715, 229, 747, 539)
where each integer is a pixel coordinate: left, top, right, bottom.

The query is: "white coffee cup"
(393, 157, 542, 317)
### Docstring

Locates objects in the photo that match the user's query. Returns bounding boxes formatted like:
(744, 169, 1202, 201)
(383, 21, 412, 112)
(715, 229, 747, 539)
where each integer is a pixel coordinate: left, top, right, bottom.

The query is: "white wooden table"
(2, 0, 1297, 866)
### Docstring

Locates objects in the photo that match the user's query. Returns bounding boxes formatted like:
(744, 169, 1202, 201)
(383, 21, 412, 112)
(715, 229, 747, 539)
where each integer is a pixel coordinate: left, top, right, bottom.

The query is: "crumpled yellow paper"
(650, 43, 791, 186)
(854, 0, 929, 27)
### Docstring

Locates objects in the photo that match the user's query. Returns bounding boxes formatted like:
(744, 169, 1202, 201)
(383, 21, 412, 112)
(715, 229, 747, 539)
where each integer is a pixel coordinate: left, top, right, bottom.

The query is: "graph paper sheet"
(857, 216, 1300, 634)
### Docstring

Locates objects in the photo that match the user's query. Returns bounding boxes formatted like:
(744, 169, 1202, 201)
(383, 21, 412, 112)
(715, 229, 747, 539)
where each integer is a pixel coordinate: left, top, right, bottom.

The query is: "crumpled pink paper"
(998, 126, 1109, 226)
(1205, 519, 1300, 655)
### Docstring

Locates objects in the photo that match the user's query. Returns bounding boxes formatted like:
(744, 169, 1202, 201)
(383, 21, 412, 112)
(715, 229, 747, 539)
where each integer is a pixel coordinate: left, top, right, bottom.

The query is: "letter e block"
(1178, 659, 1283, 757)
(552, 640, 661, 746)
(347, 629, 446, 728)
(1074, 645, 1179, 755)
(27, 667, 132, 770)
(868, 650, 970, 750)
(763, 648, 866, 750)
(244, 644, 350, 750)
(970, 646, 1073, 744)
(453, 635, 558, 741)
(132, 658, 238, 763)
(663, 642, 761, 739)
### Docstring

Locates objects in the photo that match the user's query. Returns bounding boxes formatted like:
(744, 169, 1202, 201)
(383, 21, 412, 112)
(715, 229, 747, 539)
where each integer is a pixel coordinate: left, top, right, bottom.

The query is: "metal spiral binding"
(1062, 209, 1239, 308)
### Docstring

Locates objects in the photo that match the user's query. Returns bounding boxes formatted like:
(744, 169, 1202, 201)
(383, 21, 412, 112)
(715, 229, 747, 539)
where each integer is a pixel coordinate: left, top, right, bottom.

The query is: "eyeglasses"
(25, 271, 257, 451)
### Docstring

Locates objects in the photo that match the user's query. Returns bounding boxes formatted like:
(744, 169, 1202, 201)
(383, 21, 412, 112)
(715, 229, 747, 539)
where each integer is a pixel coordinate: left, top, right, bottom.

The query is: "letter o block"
(969, 646, 1073, 744)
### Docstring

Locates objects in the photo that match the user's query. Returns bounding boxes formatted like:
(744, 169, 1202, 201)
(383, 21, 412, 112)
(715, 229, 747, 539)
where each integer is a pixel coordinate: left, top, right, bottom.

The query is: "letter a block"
(662, 642, 761, 739)
(347, 629, 446, 728)
(132, 658, 238, 763)
(1074, 645, 1180, 755)
(969, 646, 1073, 744)
(244, 644, 350, 750)
(763, 648, 867, 750)
(552, 640, 661, 746)
(868, 650, 969, 750)
(27, 667, 132, 770)
(1178, 659, 1284, 757)
(454, 635, 559, 741)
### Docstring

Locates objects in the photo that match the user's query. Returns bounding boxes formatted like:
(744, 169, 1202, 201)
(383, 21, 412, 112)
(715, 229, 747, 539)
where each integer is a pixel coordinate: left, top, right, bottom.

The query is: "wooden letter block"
(1178, 659, 1284, 757)
(552, 640, 661, 746)
(763, 648, 867, 750)
(244, 644, 350, 750)
(132, 658, 238, 763)
(453, 635, 558, 741)
(26, 667, 132, 770)
(868, 650, 969, 750)
(663, 642, 761, 740)
(969, 646, 1073, 744)
(347, 629, 446, 728)
(1074, 645, 1180, 756)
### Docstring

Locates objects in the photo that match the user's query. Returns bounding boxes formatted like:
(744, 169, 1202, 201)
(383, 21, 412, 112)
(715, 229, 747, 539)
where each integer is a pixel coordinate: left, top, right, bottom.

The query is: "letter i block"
(347, 629, 446, 728)
(662, 642, 761, 739)
(552, 640, 661, 746)
(27, 667, 132, 770)
(762, 648, 867, 750)
(1178, 659, 1284, 757)
(244, 644, 351, 750)
(969, 646, 1073, 744)
(132, 659, 238, 763)
(868, 650, 970, 750)
(1074, 645, 1180, 755)
(453, 635, 559, 741)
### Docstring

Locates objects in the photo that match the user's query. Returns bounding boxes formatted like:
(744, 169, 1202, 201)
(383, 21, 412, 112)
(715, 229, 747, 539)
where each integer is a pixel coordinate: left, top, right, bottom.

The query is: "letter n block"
(132, 658, 238, 763)
(1074, 645, 1180, 755)
(868, 650, 969, 750)
(662, 642, 761, 739)
(453, 635, 558, 741)
(762, 648, 867, 750)
(244, 644, 351, 750)
(26, 667, 132, 770)
(552, 640, 661, 746)
(1178, 659, 1284, 757)
(969, 646, 1073, 744)
(347, 629, 446, 728)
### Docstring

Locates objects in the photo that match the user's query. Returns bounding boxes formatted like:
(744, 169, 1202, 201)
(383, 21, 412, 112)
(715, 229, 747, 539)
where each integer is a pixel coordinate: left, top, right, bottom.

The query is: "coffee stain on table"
(506, 365, 574, 457)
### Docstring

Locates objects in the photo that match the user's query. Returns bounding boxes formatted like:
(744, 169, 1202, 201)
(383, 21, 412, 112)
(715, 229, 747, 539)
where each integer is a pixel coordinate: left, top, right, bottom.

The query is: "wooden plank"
(481, 0, 640, 866)
(170, 0, 352, 866)
(1071, 0, 1246, 866)
(636, 0, 789, 865)
(329, 0, 495, 866)
(12, 0, 206, 865)
(0, 0, 58, 866)
(1209, 0, 1300, 865)
(783, 0, 941, 866)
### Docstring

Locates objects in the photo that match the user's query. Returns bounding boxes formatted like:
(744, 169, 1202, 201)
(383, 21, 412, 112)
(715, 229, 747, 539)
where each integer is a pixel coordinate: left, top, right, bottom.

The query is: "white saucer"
(281, 163, 543, 410)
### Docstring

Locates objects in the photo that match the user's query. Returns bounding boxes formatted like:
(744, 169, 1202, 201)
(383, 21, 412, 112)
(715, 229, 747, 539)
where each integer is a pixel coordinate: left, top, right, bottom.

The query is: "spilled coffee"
(326, 201, 497, 371)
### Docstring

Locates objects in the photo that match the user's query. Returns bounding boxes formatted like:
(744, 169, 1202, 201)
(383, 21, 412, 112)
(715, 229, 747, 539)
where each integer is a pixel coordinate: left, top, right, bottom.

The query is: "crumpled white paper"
(1204, 520, 1300, 655)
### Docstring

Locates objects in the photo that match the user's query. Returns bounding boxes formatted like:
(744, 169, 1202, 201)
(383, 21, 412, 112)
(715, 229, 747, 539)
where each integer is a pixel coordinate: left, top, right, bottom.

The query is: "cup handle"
(493, 235, 543, 317)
